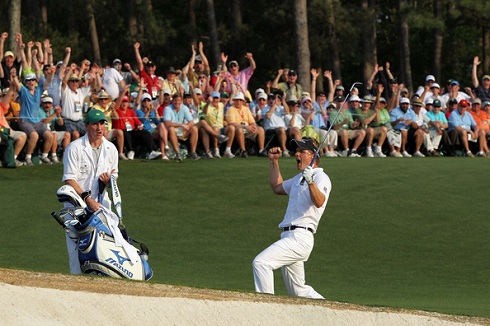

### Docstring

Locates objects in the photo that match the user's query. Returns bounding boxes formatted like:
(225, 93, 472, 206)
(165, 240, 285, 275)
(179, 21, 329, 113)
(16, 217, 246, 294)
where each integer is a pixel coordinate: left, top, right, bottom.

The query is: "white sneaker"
(127, 151, 135, 160)
(402, 151, 412, 158)
(205, 152, 214, 159)
(365, 148, 374, 157)
(282, 151, 290, 157)
(25, 158, 33, 166)
(341, 149, 349, 157)
(413, 151, 425, 157)
(213, 148, 221, 158)
(41, 156, 52, 164)
(119, 153, 129, 160)
(218, 134, 228, 144)
(51, 155, 60, 163)
(349, 151, 361, 157)
(390, 151, 403, 158)
(375, 151, 386, 158)
(224, 149, 235, 158)
(148, 150, 162, 160)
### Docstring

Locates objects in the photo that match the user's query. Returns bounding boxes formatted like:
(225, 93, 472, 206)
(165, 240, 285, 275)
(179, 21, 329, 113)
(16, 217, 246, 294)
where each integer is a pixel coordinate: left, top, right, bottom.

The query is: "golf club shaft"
(310, 82, 362, 165)
(300, 82, 362, 185)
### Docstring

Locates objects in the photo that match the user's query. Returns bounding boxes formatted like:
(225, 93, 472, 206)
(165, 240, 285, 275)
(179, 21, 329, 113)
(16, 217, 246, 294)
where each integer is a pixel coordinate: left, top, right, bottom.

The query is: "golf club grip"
(98, 179, 105, 203)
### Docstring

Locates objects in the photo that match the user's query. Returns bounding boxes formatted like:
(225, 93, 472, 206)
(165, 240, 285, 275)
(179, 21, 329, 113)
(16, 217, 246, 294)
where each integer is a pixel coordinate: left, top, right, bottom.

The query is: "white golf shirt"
(279, 167, 331, 233)
(62, 134, 118, 207)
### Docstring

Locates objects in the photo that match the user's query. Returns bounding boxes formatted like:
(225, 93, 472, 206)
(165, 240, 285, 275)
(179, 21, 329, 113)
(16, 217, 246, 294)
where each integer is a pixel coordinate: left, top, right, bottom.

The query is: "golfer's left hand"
(302, 166, 314, 185)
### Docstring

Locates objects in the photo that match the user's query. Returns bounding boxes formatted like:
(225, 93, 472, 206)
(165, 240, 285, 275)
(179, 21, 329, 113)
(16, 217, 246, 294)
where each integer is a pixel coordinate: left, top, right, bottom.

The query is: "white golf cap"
(41, 96, 53, 103)
(193, 88, 202, 95)
(255, 88, 265, 94)
(233, 92, 245, 101)
(425, 74, 436, 82)
(348, 95, 361, 102)
(400, 97, 410, 104)
(141, 93, 152, 102)
(257, 92, 267, 100)
(431, 82, 440, 89)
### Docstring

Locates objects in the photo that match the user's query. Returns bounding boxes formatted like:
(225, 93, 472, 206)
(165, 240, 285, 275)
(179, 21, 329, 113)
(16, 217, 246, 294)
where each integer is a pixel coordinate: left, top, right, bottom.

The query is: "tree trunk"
(127, 0, 138, 40)
(206, 0, 221, 68)
(432, 0, 443, 82)
(294, 0, 311, 92)
(326, 0, 341, 83)
(361, 0, 378, 90)
(86, 1, 101, 64)
(189, 0, 197, 45)
(9, 0, 21, 53)
(398, 0, 412, 93)
(40, 0, 48, 36)
(228, 0, 242, 56)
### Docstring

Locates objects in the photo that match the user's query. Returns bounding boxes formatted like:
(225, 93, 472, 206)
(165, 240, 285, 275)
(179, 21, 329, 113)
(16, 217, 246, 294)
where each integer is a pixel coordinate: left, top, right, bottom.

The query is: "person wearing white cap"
(423, 82, 446, 109)
(259, 91, 291, 157)
(39, 96, 70, 163)
(12, 70, 55, 165)
(225, 91, 267, 158)
(389, 97, 420, 157)
(201, 91, 232, 158)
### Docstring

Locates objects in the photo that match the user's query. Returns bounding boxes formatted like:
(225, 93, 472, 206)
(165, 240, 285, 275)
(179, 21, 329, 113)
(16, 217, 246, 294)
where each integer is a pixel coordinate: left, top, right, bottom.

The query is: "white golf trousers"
(253, 228, 324, 299)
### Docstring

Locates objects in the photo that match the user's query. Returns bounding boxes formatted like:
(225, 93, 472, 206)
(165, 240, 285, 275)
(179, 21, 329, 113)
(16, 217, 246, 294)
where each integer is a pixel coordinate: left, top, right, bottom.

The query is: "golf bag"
(52, 185, 153, 281)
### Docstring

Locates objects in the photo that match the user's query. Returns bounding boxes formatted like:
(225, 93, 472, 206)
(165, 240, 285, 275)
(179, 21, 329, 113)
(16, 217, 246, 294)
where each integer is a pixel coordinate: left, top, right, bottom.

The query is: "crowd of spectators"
(1, 31, 490, 167)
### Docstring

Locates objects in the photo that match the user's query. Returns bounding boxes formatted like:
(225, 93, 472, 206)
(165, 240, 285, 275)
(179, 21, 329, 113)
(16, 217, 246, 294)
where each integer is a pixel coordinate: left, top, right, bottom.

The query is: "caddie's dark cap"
(290, 137, 318, 153)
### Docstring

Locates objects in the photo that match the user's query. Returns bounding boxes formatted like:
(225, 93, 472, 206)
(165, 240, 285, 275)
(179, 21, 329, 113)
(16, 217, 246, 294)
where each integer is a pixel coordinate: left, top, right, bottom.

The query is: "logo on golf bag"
(105, 249, 133, 278)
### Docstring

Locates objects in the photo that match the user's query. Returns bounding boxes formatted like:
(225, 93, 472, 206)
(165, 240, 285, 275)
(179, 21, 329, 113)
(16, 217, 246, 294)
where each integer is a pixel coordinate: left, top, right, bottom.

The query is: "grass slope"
(0, 157, 489, 317)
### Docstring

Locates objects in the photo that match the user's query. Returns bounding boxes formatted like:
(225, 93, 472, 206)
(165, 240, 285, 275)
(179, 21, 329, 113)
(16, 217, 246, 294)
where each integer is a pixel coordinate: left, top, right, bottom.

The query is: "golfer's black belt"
(282, 226, 314, 233)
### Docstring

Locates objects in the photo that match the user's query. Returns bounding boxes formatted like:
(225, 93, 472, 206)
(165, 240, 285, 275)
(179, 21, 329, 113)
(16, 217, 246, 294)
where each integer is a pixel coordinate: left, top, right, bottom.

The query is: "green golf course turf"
(0, 156, 488, 317)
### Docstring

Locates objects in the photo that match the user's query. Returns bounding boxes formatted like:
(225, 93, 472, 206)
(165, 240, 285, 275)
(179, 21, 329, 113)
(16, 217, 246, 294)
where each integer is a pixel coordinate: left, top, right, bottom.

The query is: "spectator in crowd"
(0, 32, 22, 88)
(0, 85, 26, 166)
(95, 59, 125, 100)
(42, 48, 70, 107)
(356, 95, 387, 157)
(426, 99, 449, 156)
(91, 90, 127, 160)
(301, 95, 337, 157)
(39, 96, 70, 163)
(411, 99, 430, 157)
(442, 80, 471, 104)
(468, 98, 490, 156)
(445, 98, 458, 120)
(390, 97, 422, 157)
(283, 96, 304, 144)
(188, 42, 210, 88)
(12, 71, 54, 165)
(134, 42, 160, 99)
(61, 61, 95, 141)
(112, 59, 133, 87)
(136, 93, 170, 160)
(259, 91, 290, 157)
(112, 92, 161, 160)
(223, 51, 256, 96)
(164, 93, 200, 161)
(201, 91, 231, 158)
(273, 69, 303, 100)
(162, 66, 184, 96)
(371, 85, 402, 157)
(471, 56, 490, 102)
(330, 95, 365, 157)
(448, 99, 482, 157)
(225, 91, 267, 158)
(424, 82, 446, 110)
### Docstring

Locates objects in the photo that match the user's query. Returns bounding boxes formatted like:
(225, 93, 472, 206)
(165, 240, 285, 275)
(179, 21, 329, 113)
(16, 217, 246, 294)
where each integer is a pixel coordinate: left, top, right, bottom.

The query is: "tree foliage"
(1, 0, 489, 93)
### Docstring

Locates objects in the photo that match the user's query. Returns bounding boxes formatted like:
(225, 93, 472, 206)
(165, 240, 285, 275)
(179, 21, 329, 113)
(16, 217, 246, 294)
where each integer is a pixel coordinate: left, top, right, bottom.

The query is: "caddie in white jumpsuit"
(62, 109, 118, 274)
(253, 137, 331, 299)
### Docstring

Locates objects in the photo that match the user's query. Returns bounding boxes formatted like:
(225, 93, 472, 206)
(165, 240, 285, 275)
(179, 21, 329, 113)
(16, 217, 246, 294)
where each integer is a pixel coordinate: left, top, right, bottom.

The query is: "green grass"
(1, 157, 489, 318)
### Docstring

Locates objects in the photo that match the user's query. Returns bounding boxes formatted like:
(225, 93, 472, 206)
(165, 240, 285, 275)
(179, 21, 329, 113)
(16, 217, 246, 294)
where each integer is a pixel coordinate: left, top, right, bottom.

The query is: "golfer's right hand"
(269, 147, 282, 160)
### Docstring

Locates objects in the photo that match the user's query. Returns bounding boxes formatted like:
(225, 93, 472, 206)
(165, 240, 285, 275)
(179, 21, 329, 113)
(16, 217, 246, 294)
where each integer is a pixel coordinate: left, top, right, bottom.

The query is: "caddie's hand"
(302, 166, 314, 185)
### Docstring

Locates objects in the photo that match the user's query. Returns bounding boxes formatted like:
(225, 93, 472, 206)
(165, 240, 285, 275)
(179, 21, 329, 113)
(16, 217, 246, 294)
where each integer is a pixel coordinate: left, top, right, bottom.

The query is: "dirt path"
(0, 268, 486, 325)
